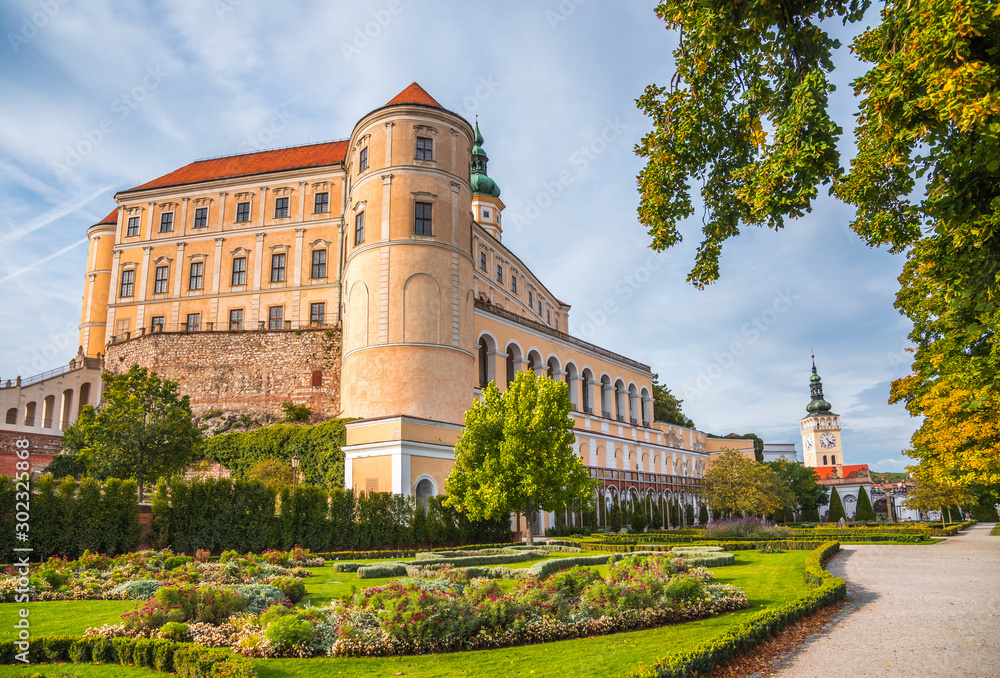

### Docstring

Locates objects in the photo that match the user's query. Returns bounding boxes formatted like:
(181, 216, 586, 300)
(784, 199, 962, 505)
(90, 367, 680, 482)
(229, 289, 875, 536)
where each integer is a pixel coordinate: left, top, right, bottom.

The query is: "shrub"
(237, 584, 288, 615)
(111, 579, 162, 600)
(759, 542, 784, 554)
(269, 576, 306, 604)
(827, 488, 846, 524)
(356, 562, 408, 579)
(853, 486, 876, 522)
(264, 615, 315, 650)
(703, 518, 793, 540)
(332, 562, 362, 572)
(158, 622, 190, 642)
(279, 401, 311, 422)
(125, 585, 246, 632)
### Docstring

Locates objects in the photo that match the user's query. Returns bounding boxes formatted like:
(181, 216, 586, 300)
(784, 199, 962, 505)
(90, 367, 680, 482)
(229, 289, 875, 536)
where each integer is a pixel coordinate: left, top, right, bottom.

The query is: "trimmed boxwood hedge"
(0, 635, 255, 677)
(622, 541, 845, 678)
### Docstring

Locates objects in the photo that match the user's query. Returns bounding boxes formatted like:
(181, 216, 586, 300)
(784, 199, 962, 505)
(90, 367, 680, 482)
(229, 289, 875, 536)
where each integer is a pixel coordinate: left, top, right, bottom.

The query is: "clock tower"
(800, 357, 844, 467)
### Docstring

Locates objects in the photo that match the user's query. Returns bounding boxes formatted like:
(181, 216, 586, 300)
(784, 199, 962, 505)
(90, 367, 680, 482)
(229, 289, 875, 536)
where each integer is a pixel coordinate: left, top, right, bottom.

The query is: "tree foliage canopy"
(62, 365, 201, 499)
(764, 459, 829, 515)
(638, 0, 1000, 486)
(444, 371, 594, 545)
(700, 448, 790, 517)
(651, 373, 694, 428)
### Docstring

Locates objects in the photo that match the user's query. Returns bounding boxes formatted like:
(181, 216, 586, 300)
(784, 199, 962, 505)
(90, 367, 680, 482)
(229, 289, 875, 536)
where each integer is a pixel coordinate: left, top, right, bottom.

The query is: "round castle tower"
(339, 83, 477, 426)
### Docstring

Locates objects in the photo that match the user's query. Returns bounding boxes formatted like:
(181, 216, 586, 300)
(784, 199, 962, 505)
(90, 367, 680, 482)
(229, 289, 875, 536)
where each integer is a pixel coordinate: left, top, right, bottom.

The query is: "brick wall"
(0, 430, 60, 477)
(104, 328, 342, 419)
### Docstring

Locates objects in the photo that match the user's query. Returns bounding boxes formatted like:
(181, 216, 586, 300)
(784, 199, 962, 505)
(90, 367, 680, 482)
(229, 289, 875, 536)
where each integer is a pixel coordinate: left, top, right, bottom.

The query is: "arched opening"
(831, 455, 837, 465)
(24, 402, 36, 427)
(640, 387, 652, 426)
(642, 452, 649, 472)
(564, 362, 579, 410)
(600, 374, 612, 417)
(628, 383, 639, 424)
(546, 355, 560, 380)
(596, 445, 606, 467)
(79, 382, 92, 414)
(61, 388, 74, 430)
(581, 368, 595, 414)
(526, 350, 544, 376)
(505, 343, 523, 386)
(823, 455, 828, 465)
(42, 395, 56, 428)
(614, 379, 626, 421)
(5, 408, 16, 425)
(415, 477, 435, 510)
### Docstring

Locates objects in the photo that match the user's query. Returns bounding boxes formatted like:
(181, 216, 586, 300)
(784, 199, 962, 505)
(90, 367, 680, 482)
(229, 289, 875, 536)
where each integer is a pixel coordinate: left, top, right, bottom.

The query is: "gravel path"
(768, 522, 1000, 677)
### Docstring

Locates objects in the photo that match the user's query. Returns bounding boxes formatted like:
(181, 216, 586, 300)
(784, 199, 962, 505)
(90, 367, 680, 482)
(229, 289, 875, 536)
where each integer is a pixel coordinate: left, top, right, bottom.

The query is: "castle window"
(151, 316, 164, 333)
(528, 290, 533, 308)
(480, 252, 487, 271)
(229, 308, 243, 331)
(511, 275, 517, 293)
(154, 266, 169, 294)
(312, 370, 323, 387)
(823, 455, 828, 465)
(5, 408, 16, 425)
(268, 306, 283, 330)
(159, 212, 174, 233)
(314, 192, 329, 214)
(236, 201, 251, 223)
(482, 208, 491, 220)
(354, 211, 365, 245)
(496, 264, 503, 284)
(193, 207, 208, 229)
(547, 309, 551, 324)
(415, 136, 433, 160)
(126, 216, 140, 237)
(414, 201, 432, 235)
(311, 249, 327, 279)
(231, 257, 247, 286)
(189, 262, 204, 290)
(538, 300, 542, 315)
(831, 455, 837, 465)
(115, 318, 130, 338)
(185, 313, 201, 332)
(119, 270, 134, 297)
(310, 302, 325, 326)
(359, 146, 369, 172)
(274, 197, 289, 218)
(270, 253, 286, 283)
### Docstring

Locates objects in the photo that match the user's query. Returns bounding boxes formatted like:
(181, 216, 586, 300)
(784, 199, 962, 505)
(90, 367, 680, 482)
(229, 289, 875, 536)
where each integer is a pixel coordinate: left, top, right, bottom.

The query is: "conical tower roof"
(470, 120, 501, 198)
(805, 356, 835, 416)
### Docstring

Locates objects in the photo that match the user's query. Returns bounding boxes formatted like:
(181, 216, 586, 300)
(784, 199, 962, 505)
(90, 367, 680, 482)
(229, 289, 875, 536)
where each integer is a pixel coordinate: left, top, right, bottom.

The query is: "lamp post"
(291, 454, 300, 493)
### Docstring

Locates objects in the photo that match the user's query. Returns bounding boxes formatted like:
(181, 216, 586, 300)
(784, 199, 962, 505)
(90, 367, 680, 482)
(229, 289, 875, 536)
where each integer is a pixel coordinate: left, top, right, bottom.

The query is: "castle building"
(799, 357, 871, 519)
(6, 84, 754, 531)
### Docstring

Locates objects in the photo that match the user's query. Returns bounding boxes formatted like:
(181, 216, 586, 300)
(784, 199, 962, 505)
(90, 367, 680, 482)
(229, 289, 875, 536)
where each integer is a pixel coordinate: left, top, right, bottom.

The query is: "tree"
(827, 487, 846, 524)
(700, 448, 785, 517)
(42, 453, 88, 480)
(698, 503, 709, 525)
(636, 1, 1000, 487)
(444, 370, 594, 546)
(62, 365, 201, 500)
(651, 373, 694, 428)
(764, 459, 829, 519)
(246, 458, 294, 489)
(854, 485, 876, 522)
(903, 473, 976, 528)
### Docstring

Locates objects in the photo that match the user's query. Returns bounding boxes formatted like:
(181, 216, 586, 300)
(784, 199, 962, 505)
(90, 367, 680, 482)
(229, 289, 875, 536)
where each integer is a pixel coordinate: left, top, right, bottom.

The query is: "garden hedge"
(0, 635, 255, 677)
(622, 541, 846, 678)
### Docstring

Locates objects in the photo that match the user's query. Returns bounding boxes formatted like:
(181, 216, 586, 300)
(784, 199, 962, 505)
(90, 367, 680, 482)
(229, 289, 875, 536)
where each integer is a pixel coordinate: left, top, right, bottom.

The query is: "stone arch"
(641, 452, 649, 472)
(596, 445, 606, 468)
(24, 401, 36, 427)
(654, 454, 661, 473)
(402, 273, 440, 344)
(5, 408, 16, 425)
(580, 367, 595, 413)
(42, 394, 56, 429)
(579, 442, 590, 465)
(600, 373, 613, 416)
(505, 342, 524, 386)
(564, 362, 579, 409)
(627, 383, 639, 423)
(60, 388, 74, 430)
(614, 447, 623, 470)
(78, 382, 92, 414)
(526, 349, 544, 375)
(614, 378, 626, 421)
(640, 386, 652, 425)
(347, 280, 369, 349)
(414, 475, 437, 510)
(545, 354, 562, 379)
(477, 332, 498, 388)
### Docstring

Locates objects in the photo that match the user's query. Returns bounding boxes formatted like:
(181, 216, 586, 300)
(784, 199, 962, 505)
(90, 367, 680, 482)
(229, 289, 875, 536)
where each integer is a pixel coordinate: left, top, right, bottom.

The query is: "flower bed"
(0, 547, 317, 603)
(83, 551, 747, 659)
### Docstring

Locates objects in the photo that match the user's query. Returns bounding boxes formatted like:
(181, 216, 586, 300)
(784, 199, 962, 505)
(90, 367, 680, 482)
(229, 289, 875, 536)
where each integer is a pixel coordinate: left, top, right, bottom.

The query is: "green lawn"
(0, 600, 135, 642)
(0, 549, 814, 678)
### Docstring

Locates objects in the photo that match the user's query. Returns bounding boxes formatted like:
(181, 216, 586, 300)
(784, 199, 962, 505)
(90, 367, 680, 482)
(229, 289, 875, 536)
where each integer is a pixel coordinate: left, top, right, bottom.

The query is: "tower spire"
(806, 355, 834, 416)
(470, 120, 500, 198)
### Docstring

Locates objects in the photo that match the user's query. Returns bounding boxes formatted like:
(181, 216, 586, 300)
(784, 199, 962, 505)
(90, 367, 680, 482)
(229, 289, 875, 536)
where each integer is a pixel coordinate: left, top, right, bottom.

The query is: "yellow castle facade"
(78, 84, 747, 532)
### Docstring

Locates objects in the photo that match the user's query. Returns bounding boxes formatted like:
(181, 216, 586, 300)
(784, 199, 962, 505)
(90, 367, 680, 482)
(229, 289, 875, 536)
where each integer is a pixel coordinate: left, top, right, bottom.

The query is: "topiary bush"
(357, 562, 408, 579)
(269, 576, 306, 604)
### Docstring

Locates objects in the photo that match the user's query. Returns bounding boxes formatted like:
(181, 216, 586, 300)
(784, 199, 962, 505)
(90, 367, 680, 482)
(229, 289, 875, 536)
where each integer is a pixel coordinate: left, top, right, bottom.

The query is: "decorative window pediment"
(354, 134, 371, 150)
(234, 192, 255, 201)
(157, 201, 179, 210)
(229, 247, 251, 257)
(192, 197, 213, 206)
(188, 253, 208, 263)
(413, 124, 438, 136)
(411, 191, 437, 202)
(269, 244, 290, 253)
(153, 256, 173, 266)
(309, 238, 331, 249)
(271, 186, 294, 196)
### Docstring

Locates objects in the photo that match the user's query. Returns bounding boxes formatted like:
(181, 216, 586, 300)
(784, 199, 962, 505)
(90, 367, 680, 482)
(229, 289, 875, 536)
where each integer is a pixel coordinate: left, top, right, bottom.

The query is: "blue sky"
(0, 0, 918, 472)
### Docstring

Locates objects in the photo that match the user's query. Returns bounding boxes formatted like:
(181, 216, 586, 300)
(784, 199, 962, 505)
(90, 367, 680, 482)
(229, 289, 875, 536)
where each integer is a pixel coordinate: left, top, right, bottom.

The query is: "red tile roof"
(97, 208, 119, 225)
(813, 464, 871, 481)
(385, 82, 442, 108)
(121, 140, 349, 194)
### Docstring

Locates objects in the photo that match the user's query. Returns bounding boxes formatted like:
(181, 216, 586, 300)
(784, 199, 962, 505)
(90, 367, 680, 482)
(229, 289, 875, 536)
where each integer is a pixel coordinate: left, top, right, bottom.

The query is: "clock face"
(803, 437, 814, 451)
(820, 432, 837, 449)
